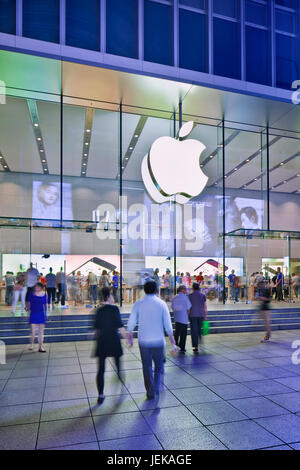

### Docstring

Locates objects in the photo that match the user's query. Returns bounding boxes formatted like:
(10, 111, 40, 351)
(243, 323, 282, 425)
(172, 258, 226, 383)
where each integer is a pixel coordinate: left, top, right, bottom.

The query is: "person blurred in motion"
(189, 282, 208, 353)
(28, 282, 47, 352)
(112, 270, 119, 303)
(46, 267, 56, 310)
(276, 267, 284, 302)
(93, 287, 128, 405)
(171, 285, 191, 353)
(88, 271, 98, 306)
(56, 267, 66, 307)
(5, 271, 15, 306)
(11, 271, 26, 316)
(127, 281, 175, 400)
(257, 281, 272, 342)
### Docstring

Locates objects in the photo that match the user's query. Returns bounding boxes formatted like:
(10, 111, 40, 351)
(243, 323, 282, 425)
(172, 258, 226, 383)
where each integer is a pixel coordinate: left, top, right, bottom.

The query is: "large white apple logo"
(141, 121, 208, 204)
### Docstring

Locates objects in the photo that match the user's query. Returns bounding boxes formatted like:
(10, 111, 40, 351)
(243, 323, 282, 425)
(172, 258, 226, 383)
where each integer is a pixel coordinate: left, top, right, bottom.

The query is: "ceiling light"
(246, 159, 249, 162)
(134, 134, 139, 138)
(129, 147, 133, 150)
(125, 157, 128, 160)
(40, 149, 44, 153)
(42, 160, 46, 162)
(37, 137, 42, 141)
(84, 153, 87, 157)
(280, 162, 284, 166)
(34, 123, 39, 127)
(86, 129, 90, 133)
(210, 155, 213, 159)
(234, 168, 237, 171)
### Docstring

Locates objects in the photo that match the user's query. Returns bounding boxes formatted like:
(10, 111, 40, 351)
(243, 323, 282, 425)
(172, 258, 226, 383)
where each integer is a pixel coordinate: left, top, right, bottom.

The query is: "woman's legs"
(29, 324, 36, 349)
(38, 325, 45, 351)
(96, 356, 106, 397)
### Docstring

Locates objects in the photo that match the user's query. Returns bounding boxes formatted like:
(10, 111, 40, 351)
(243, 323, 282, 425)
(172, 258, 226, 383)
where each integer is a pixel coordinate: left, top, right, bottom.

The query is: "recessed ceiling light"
(234, 168, 237, 171)
(40, 149, 44, 153)
(129, 147, 133, 150)
(210, 155, 213, 159)
(85, 142, 89, 146)
(83, 163, 86, 165)
(297, 174, 300, 177)
(280, 162, 284, 166)
(134, 134, 139, 138)
(246, 159, 249, 162)
(37, 137, 42, 141)
(125, 157, 128, 160)
(86, 129, 90, 133)
(254, 178, 257, 181)
(42, 160, 46, 162)
(34, 123, 39, 127)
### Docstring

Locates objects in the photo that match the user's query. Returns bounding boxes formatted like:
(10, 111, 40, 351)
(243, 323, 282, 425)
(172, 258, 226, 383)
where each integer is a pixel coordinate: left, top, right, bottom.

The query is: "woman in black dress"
(94, 287, 128, 405)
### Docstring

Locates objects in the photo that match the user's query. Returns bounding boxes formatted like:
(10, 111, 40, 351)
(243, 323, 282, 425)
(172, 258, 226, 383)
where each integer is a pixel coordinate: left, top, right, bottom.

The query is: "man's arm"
(162, 304, 175, 346)
(204, 301, 208, 321)
(126, 303, 139, 346)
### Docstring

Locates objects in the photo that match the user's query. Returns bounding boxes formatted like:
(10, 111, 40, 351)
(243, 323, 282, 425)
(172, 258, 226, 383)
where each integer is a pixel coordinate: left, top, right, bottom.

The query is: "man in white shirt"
(127, 281, 175, 400)
(25, 262, 40, 303)
(171, 285, 191, 353)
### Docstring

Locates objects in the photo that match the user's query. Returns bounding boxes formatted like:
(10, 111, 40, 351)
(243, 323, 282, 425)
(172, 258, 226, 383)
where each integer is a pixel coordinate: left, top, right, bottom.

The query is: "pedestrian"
(28, 282, 47, 352)
(276, 267, 284, 301)
(25, 262, 40, 304)
(5, 271, 15, 306)
(46, 267, 56, 310)
(112, 270, 119, 303)
(257, 281, 272, 342)
(11, 272, 26, 316)
(93, 287, 128, 405)
(127, 281, 175, 400)
(56, 267, 66, 307)
(189, 282, 208, 353)
(88, 271, 98, 306)
(171, 285, 191, 353)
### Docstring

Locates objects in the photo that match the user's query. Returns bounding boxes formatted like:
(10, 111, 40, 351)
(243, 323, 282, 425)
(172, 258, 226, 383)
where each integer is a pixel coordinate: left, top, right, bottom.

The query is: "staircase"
(1, 308, 300, 345)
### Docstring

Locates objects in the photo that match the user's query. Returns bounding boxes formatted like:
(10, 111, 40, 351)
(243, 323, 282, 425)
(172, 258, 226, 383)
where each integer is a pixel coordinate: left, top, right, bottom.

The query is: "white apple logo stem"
(141, 121, 208, 204)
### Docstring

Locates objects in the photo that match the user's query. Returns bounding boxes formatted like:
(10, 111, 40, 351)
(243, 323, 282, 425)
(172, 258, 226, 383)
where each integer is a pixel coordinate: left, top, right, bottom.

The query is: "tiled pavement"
(1, 329, 300, 450)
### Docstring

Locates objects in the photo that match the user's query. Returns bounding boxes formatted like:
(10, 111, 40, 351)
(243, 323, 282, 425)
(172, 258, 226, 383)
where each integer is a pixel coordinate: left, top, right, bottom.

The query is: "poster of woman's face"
(32, 181, 73, 222)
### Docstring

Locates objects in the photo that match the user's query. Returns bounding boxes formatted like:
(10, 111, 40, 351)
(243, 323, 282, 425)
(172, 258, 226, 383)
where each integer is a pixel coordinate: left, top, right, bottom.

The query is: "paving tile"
(208, 420, 283, 450)
(41, 399, 91, 421)
(187, 401, 247, 425)
(289, 442, 300, 450)
(255, 366, 297, 379)
(0, 403, 42, 426)
(225, 369, 265, 382)
(236, 359, 271, 369)
(46, 374, 84, 387)
(4, 376, 46, 391)
(94, 411, 151, 441)
(37, 417, 97, 449)
(48, 358, 80, 367)
(90, 395, 139, 415)
(10, 367, 48, 379)
(171, 386, 221, 405)
(132, 390, 181, 411)
(263, 445, 292, 450)
(208, 383, 259, 400)
(43, 384, 87, 402)
(0, 370, 12, 380)
(0, 387, 44, 406)
(100, 434, 163, 450)
(163, 373, 201, 390)
(142, 406, 201, 433)
(266, 392, 300, 413)
(156, 426, 226, 450)
(49, 351, 78, 358)
(0, 423, 39, 450)
(243, 379, 293, 396)
(47, 442, 99, 450)
(255, 414, 300, 444)
(228, 396, 289, 419)
(190, 371, 235, 386)
(47, 365, 82, 376)
(274, 376, 300, 391)
(212, 362, 249, 373)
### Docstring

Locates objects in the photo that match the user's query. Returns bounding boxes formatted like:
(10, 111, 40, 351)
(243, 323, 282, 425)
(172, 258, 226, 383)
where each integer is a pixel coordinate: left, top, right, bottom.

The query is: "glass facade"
(0, 50, 300, 312)
(0, 1, 299, 89)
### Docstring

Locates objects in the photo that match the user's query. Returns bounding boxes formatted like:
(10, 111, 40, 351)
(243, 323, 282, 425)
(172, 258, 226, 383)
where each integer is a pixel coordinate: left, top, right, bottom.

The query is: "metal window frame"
(16, 0, 22, 36)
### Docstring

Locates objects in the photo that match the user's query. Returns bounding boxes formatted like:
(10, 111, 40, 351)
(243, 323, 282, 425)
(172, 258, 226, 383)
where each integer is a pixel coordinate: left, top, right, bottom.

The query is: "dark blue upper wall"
(0, 0, 299, 91)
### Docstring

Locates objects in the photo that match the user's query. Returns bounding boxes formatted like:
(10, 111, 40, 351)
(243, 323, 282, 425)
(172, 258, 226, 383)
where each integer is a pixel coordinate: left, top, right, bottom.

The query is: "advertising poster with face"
(32, 181, 73, 221)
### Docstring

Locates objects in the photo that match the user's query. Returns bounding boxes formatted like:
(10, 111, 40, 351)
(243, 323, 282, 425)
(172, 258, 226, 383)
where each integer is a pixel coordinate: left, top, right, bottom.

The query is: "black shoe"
(193, 348, 198, 353)
(146, 394, 155, 400)
(38, 348, 47, 353)
(97, 395, 105, 405)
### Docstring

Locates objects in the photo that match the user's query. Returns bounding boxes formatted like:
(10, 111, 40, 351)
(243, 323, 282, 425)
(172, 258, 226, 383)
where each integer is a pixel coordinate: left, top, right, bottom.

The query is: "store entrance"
(225, 229, 300, 305)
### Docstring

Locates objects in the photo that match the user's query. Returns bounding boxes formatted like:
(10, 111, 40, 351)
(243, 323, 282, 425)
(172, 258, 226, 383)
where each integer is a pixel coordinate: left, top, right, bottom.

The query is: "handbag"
(202, 320, 210, 336)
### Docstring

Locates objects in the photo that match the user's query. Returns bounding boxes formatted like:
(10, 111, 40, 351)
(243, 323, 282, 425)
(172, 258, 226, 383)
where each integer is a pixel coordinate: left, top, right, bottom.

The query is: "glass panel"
(213, 18, 241, 79)
(179, 0, 206, 9)
(66, 0, 100, 51)
(106, 0, 138, 59)
(275, 0, 298, 8)
(23, 0, 60, 43)
(144, 0, 173, 65)
(275, 8, 296, 33)
(213, 0, 238, 18)
(276, 34, 298, 89)
(245, 0, 267, 26)
(179, 9, 208, 72)
(246, 26, 271, 86)
(0, 0, 16, 34)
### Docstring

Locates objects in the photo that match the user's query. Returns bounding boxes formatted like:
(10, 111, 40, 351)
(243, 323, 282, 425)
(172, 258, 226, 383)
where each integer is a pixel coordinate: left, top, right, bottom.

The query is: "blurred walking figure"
(93, 287, 128, 405)
(276, 267, 284, 301)
(28, 282, 47, 352)
(11, 272, 26, 316)
(189, 283, 208, 353)
(127, 281, 175, 400)
(171, 285, 191, 353)
(46, 267, 56, 310)
(5, 271, 15, 306)
(257, 281, 272, 342)
(88, 271, 98, 306)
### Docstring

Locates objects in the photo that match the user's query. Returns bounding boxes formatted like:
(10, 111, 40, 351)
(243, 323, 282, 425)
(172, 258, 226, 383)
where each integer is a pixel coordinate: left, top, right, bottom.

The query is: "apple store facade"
(0, 45, 300, 308)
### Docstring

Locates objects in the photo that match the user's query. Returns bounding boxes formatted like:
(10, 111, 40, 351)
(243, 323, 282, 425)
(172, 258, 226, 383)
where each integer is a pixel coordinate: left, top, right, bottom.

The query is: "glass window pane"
(213, 0, 238, 18)
(276, 34, 299, 89)
(106, 0, 138, 59)
(276, 9, 295, 33)
(144, 0, 173, 66)
(23, 0, 59, 43)
(246, 26, 271, 86)
(245, 0, 267, 26)
(179, 0, 206, 9)
(275, 0, 298, 9)
(66, 0, 100, 51)
(0, 0, 16, 34)
(179, 10, 208, 72)
(213, 18, 241, 79)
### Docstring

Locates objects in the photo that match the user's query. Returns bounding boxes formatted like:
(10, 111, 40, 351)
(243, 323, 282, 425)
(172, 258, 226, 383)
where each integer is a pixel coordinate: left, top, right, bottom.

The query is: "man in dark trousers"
(189, 282, 208, 353)
(171, 285, 191, 353)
